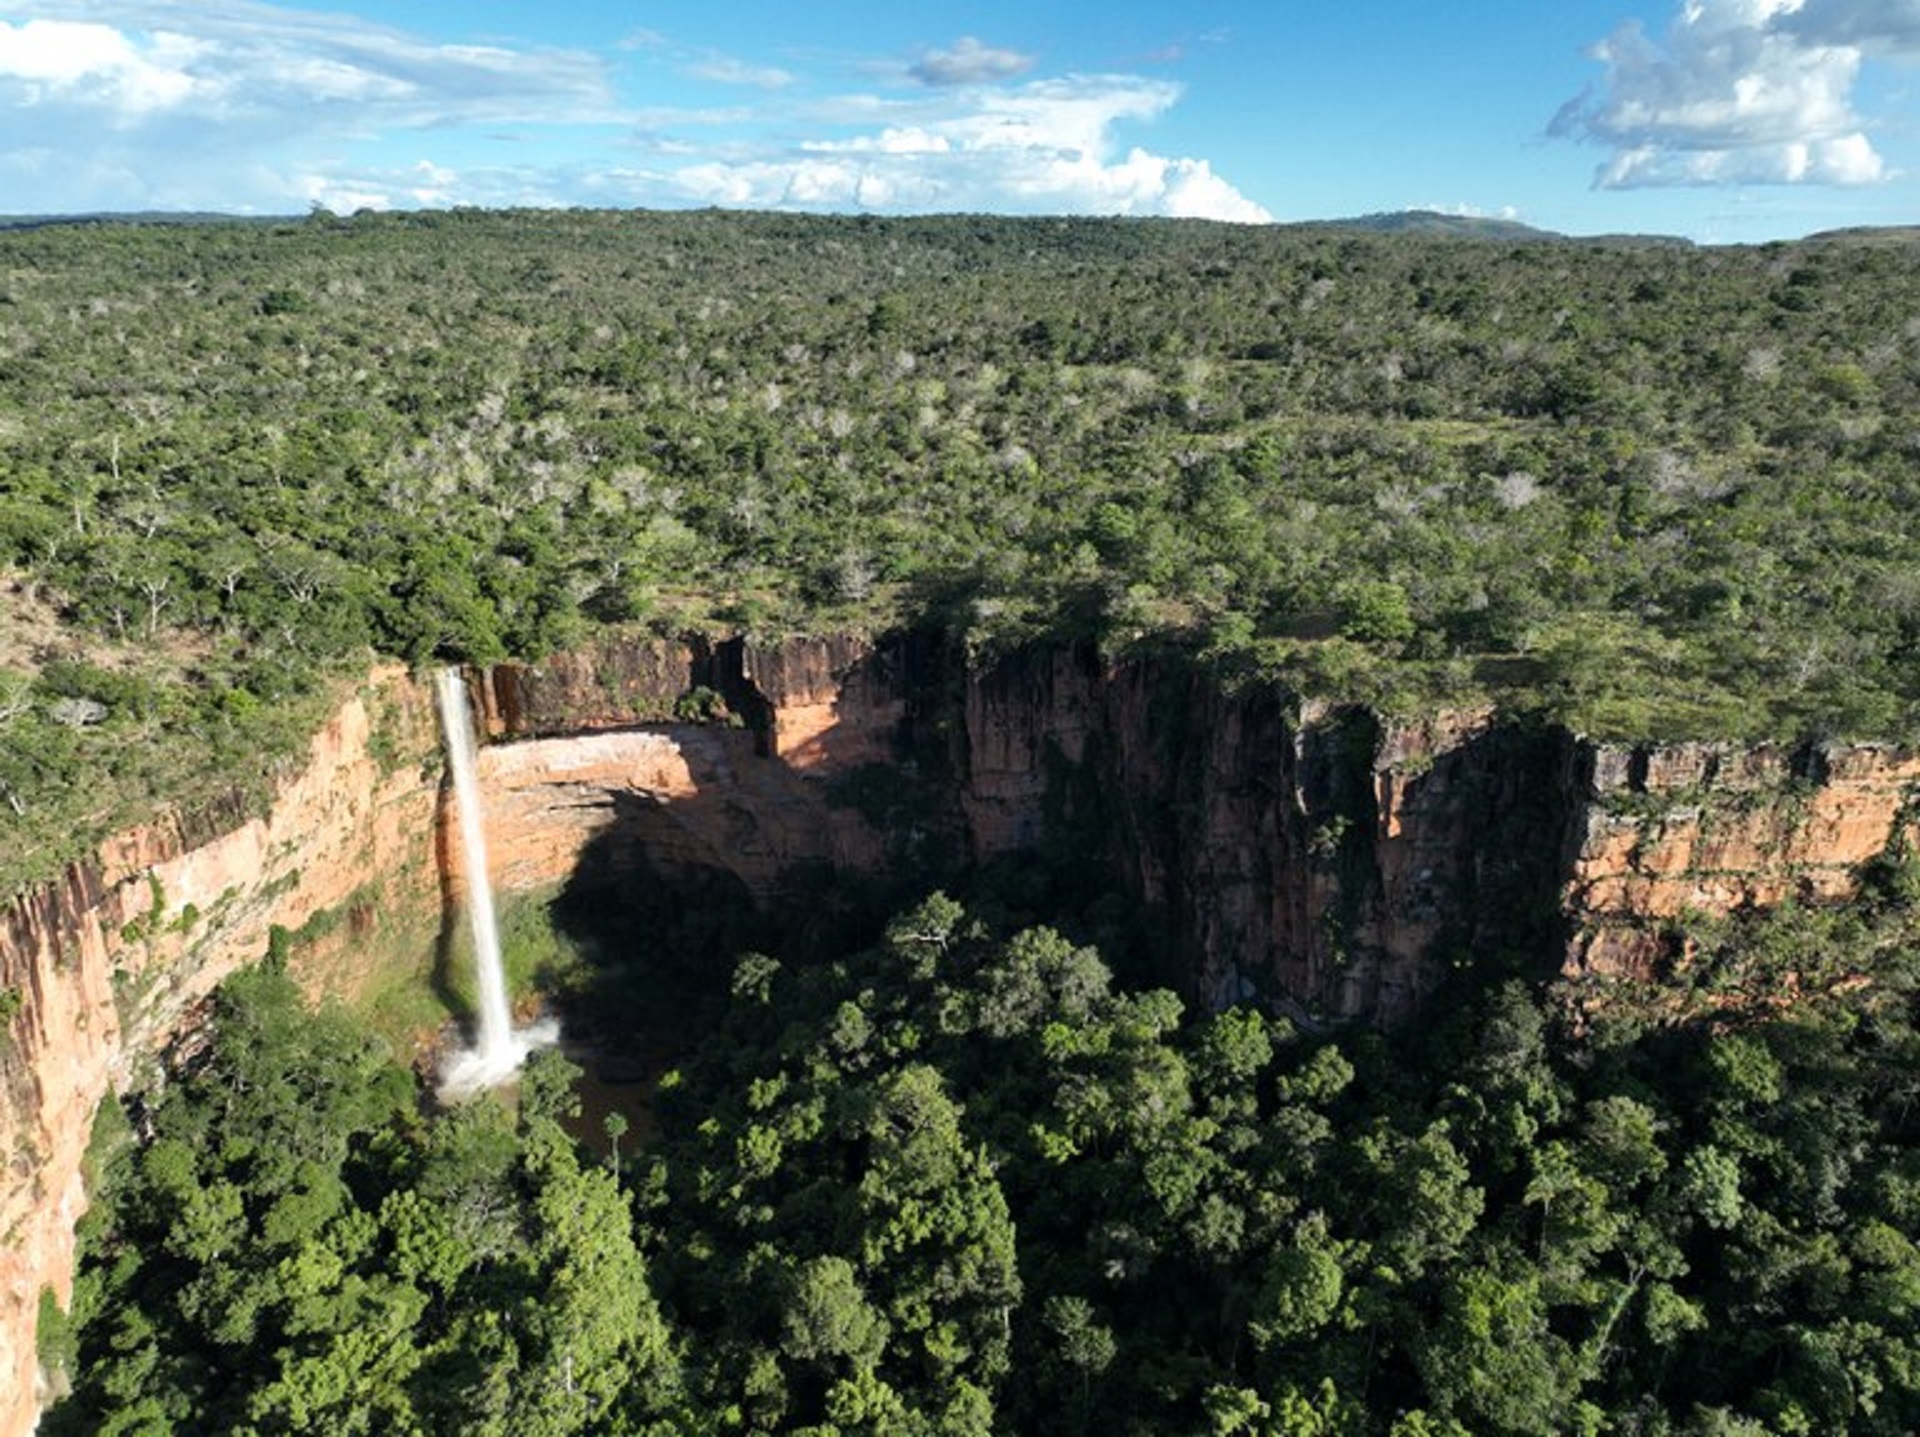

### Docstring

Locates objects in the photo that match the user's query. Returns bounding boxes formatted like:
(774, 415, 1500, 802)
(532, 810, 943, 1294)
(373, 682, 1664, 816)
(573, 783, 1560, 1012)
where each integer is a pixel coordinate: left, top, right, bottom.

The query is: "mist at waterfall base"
(434, 668, 558, 1099)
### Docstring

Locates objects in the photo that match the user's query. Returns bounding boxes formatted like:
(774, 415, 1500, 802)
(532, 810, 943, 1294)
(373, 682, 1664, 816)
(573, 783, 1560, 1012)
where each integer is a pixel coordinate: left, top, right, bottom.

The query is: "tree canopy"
(46, 881, 1920, 1434)
(5, 209, 1920, 886)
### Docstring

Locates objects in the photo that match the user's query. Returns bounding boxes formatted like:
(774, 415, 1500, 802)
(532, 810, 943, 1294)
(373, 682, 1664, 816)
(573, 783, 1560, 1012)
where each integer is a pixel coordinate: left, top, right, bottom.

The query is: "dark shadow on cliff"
(512, 627, 1588, 1048)
(544, 785, 922, 1061)
(955, 638, 1583, 1024)
(546, 791, 755, 1049)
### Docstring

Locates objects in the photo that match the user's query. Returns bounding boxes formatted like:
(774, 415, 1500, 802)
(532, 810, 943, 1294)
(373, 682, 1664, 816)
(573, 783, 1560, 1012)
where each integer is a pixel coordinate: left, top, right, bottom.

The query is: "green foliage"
(8, 211, 1920, 896)
(633, 885, 1920, 1433)
(25, 207, 1920, 1427)
(49, 881, 1920, 1434)
(45, 960, 681, 1437)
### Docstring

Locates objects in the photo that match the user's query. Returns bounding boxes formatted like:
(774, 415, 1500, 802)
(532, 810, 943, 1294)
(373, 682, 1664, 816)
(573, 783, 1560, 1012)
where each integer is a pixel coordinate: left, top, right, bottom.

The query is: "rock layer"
(1566, 739, 1920, 982)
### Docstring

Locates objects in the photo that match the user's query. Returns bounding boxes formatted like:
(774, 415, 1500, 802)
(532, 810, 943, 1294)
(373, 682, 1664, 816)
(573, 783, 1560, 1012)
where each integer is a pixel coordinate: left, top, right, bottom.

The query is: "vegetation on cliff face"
(4, 209, 1920, 885)
(45, 877, 1920, 1435)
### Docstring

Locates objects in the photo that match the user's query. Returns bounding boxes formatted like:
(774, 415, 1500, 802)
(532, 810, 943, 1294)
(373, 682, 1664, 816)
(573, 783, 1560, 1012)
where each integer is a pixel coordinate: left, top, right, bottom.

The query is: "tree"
(604, 1111, 630, 1171)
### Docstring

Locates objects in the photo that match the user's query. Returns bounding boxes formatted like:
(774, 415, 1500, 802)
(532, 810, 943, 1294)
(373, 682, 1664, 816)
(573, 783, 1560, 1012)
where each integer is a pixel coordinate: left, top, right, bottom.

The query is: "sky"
(0, 0, 1915, 243)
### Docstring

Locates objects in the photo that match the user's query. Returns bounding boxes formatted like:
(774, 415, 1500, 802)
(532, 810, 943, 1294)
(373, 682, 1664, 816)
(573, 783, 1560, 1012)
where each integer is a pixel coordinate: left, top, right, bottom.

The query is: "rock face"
(3, 631, 1917, 1436)
(1564, 739, 1920, 984)
(941, 646, 1576, 1022)
(469, 634, 1917, 1021)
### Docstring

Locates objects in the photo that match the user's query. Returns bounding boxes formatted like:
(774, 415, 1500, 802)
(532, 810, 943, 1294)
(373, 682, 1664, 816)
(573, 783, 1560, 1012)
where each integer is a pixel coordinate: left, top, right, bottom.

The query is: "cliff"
(0, 669, 443, 1435)
(949, 650, 1567, 1021)
(2, 631, 1917, 1435)
(1566, 738, 1920, 994)
(472, 634, 1917, 1021)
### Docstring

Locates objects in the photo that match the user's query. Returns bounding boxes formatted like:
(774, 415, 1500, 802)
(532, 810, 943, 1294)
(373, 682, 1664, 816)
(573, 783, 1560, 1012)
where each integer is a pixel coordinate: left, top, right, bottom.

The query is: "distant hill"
(12, 207, 1564, 241)
(1292, 209, 1694, 248)
(1805, 225, 1920, 247)
(1312, 209, 1561, 241)
(0, 211, 285, 232)
(19, 205, 1920, 250)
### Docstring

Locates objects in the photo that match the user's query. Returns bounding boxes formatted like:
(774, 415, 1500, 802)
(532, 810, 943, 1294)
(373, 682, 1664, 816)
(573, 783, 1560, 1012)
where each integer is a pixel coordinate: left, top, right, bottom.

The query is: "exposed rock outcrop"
(1565, 738, 1920, 983)
(942, 646, 1575, 1023)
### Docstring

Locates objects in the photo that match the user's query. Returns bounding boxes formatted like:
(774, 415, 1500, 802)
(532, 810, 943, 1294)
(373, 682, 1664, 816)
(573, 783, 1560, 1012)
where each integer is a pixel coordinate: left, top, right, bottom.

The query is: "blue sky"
(1, 0, 1915, 241)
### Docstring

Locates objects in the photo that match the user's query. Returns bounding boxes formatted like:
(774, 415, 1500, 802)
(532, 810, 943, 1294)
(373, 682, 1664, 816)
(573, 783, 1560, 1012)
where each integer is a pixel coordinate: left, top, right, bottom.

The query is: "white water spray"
(434, 667, 555, 1097)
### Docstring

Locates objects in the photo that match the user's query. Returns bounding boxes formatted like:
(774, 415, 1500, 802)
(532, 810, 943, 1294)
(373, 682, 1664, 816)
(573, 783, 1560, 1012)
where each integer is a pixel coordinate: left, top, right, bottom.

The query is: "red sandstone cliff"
(948, 646, 1572, 1024)
(0, 670, 443, 1436)
(0, 638, 920, 1437)
(1565, 739, 1920, 987)
(958, 644, 1917, 1018)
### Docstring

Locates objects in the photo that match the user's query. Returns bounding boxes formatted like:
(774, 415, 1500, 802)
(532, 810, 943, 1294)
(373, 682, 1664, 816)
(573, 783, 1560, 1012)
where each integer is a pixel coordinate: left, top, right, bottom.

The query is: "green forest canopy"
(2, 208, 1918, 883)
(43, 883, 1920, 1436)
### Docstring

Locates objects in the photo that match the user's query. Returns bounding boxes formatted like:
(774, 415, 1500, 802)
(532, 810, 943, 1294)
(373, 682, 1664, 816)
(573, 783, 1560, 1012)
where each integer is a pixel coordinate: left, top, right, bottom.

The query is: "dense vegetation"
(4, 210, 1920, 886)
(12, 208, 1920, 1433)
(46, 871, 1920, 1435)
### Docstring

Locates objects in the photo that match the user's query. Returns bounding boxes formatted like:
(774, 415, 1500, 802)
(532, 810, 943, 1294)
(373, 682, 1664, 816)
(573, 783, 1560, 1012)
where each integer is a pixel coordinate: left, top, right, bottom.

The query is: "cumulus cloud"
(1, 3, 1267, 223)
(909, 36, 1035, 87)
(1417, 202, 1524, 221)
(1553, 0, 1894, 187)
(20, 0, 615, 126)
(296, 158, 570, 214)
(0, 19, 209, 113)
(700, 73, 1271, 223)
(0, 0, 616, 210)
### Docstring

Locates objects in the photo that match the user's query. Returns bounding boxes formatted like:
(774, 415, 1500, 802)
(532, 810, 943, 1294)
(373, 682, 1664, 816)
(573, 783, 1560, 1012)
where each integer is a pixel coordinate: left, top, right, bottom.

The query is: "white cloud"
(908, 36, 1034, 87)
(0, 19, 201, 113)
(0, 4, 1268, 223)
(1416, 202, 1524, 222)
(949, 75, 1177, 151)
(297, 174, 390, 213)
(7, 1, 617, 132)
(1105, 148, 1272, 223)
(686, 55, 793, 89)
(623, 30, 793, 90)
(802, 126, 954, 156)
(684, 74, 1270, 223)
(297, 157, 589, 213)
(0, 1, 619, 211)
(668, 156, 945, 210)
(1554, 0, 1894, 188)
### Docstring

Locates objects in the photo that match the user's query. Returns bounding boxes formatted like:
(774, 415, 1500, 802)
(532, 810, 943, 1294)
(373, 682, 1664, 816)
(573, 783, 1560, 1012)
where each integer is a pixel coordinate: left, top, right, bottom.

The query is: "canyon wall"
(948, 647, 1575, 1022)
(468, 632, 1919, 1022)
(2, 630, 1917, 1434)
(1566, 738, 1920, 995)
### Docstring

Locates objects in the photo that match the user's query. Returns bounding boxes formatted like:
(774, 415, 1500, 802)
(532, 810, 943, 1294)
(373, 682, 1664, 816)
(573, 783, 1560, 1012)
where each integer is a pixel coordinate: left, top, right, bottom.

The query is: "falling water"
(434, 667, 555, 1097)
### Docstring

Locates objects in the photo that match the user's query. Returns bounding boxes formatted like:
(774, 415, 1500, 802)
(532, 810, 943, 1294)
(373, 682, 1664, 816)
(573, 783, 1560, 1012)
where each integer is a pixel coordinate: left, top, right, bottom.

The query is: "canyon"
(3, 630, 1917, 1435)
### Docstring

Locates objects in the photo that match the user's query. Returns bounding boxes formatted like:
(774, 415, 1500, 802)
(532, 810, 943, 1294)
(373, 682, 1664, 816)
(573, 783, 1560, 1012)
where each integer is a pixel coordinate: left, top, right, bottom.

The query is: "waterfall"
(434, 667, 555, 1096)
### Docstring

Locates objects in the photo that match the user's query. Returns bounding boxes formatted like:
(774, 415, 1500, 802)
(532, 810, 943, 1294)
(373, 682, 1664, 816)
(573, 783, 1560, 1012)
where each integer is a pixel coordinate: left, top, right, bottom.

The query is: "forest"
(41, 876, 1920, 1435)
(6, 210, 1920, 1433)
(2, 209, 1919, 887)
